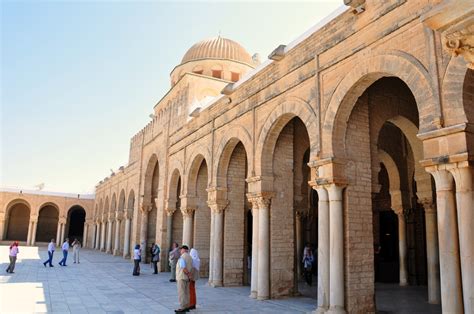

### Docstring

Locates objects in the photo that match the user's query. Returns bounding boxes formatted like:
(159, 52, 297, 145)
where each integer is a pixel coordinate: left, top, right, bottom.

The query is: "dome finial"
(218, 30, 221, 38)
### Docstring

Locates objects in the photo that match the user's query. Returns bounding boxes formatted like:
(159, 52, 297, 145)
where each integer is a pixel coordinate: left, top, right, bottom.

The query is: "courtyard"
(0, 245, 441, 313)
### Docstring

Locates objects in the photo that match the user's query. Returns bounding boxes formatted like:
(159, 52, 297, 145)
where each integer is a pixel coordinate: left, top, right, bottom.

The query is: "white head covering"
(190, 248, 200, 271)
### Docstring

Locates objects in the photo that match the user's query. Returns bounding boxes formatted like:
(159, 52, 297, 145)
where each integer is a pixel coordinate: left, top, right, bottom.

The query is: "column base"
(210, 281, 223, 287)
(250, 291, 257, 299)
(326, 306, 346, 314)
(428, 299, 441, 305)
(399, 281, 408, 287)
(314, 307, 328, 314)
(257, 295, 269, 301)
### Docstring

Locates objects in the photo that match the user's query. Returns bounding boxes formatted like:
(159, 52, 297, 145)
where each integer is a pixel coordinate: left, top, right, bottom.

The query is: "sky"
(1, 0, 342, 194)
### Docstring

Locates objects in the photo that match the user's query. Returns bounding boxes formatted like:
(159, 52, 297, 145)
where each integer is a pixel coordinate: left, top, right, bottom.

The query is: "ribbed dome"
(181, 37, 253, 65)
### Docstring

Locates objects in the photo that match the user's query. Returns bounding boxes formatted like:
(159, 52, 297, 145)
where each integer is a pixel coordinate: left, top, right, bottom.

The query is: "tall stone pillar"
(395, 208, 408, 286)
(95, 221, 101, 249)
(106, 217, 113, 254)
(31, 219, 38, 246)
(165, 207, 175, 270)
(327, 184, 346, 314)
(208, 208, 215, 284)
(209, 202, 226, 287)
(421, 199, 441, 304)
(295, 210, 303, 279)
(83, 223, 88, 248)
(247, 196, 260, 298)
(181, 208, 195, 247)
(123, 210, 132, 258)
(56, 221, 62, 247)
(114, 213, 122, 255)
(316, 186, 330, 313)
(139, 204, 151, 262)
(91, 223, 97, 249)
(450, 164, 474, 313)
(26, 219, 33, 246)
(429, 168, 463, 313)
(0, 213, 5, 241)
(256, 194, 271, 300)
(100, 221, 106, 251)
(60, 221, 66, 244)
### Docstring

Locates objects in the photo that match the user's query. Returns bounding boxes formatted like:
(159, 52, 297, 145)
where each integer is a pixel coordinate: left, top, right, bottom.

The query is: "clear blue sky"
(1, 0, 341, 194)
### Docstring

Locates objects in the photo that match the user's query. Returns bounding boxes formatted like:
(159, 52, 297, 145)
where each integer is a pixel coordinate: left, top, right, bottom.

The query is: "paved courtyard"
(0, 245, 442, 313)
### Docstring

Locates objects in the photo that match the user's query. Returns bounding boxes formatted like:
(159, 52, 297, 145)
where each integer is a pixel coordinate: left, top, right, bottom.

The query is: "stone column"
(95, 221, 101, 249)
(123, 211, 132, 258)
(139, 204, 151, 262)
(327, 184, 346, 314)
(106, 218, 113, 254)
(100, 221, 106, 251)
(256, 195, 272, 300)
(295, 210, 303, 279)
(247, 197, 260, 298)
(430, 169, 463, 313)
(31, 219, 38, 246)
(316, 186, 330, 313)
(83, 223, 88, 248)
(421, 199, 441, 304)
(209, 202, 226, 287)
(208, 208, 215, 284)
(0, 213, 5, 241)
(26, 219, 33, 246)
(181, 208, 195, 247)
(91, 223, 97, 250)
(60, 222, 65, 244)
(165, 207, 175, 270)
(394, 208, 408, 286)
(450, 165, 474, 313)
(56, 221, 62, 247)
(114, 214, 122, 255)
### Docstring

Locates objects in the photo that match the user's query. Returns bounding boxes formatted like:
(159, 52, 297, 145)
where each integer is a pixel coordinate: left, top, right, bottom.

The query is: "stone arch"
(442, 56, 470, 126)
(186, 153, 211, 196)
(214, 125, 253, 185)
(5, 198, 31, 241)
(377, 149, 407, 209)
(127, 190, 135, 211)
(168, 168, 182, 201)
(143, 154, 161, 205)
(104, 196, 110, 217)
(111, 193, 117, 212)
(98, 198, 104, 218)
(37, 202, 60, 242)
(118, 189, 126, 211)
(322, 52, 438, 159)
(255, 97, 318, 177)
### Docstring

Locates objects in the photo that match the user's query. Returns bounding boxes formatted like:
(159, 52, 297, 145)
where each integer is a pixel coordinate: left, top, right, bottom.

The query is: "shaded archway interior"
(66, 206, 86, 242)
(36, 205, 59, 242)
(6, 202, 30, 241)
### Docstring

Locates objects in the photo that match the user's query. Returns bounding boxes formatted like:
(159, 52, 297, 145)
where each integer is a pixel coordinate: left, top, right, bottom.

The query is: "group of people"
(131, 241, 200, 313)
(43, 238, 82, 267)
(5, 238, 81, 274)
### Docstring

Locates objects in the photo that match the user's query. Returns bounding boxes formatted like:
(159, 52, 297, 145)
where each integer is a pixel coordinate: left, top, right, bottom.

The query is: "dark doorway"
(66, 206, 86, 242)
(376, 210, 399, 283)
(6, 203, 30, 241)
(36, 205, 59, 242)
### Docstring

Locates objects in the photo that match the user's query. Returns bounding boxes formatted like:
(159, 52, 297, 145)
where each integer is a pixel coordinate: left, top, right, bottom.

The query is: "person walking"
(302, 245, 314, 286)
(6, 241, 19, 273)
(59, 238, 70, 266)
(152, 243, 161, 274)
(43, 238, 55, 267)
(169, 242, 180, 282)
(175, 245, 192, 313)
(189, 248, 200, 310)
(72, 238, 81, 264)
(133, 244, 141, 276)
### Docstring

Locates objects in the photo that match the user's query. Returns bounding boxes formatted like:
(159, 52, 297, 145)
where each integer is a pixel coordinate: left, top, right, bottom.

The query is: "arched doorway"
(66, 205, 86, 242)
(36, 204, 59, 242)
(171, 173, 183, 247)
(6, 201, 31, 241)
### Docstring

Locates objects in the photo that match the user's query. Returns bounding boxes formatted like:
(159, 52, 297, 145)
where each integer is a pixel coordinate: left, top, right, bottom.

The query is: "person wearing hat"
(175, 245, 193, 313)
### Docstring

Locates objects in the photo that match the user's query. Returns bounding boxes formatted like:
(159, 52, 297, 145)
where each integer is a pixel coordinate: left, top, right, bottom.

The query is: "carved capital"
(208, 201, 228, 214)
(115, 211, 123, 221)
(165, 207, 176, 217)
(140, 203, 151, 213)
(420, 198, 436, 214)
(180, 207, 195, 218)
(443, 24, 474, 69)
(246, 192, 273, 210)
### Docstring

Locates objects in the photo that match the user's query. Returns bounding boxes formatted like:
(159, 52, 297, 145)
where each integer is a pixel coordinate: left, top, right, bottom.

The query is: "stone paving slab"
(0, 246, 316, 313)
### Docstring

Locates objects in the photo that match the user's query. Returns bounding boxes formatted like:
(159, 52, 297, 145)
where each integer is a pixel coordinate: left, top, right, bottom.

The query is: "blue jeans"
(44, 251, 54, 266)
(59, 250, 68, 265)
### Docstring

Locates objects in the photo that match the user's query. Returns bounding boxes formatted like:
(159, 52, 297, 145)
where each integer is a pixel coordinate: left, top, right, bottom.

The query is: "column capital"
(181, 207, 195, 218)
(426, 167, 455, 191)
(420, 198, 436, 214)
(165, 207, 176, 217)
(58, 218, 67, 224)
(30, 215, 38, 223)
(115, 211, 123, 221)
(246, 192, 273, 210)
(140, 203, 152, 213)
(123, 209, 133, 220)
(208, 200, 228, 214)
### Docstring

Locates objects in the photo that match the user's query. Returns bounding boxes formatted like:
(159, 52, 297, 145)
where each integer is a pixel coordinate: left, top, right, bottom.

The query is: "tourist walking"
(133, 244, 141, 276)
(302, 245, 314, 286)
(43, 238, 55, 267)
(6, 241, 19, 273)
(58, 238, 70, 266)
(72, 238, 81, 263)
(152, 243, 161, 274)
(175, 245, 192, 313)
(189, 248, 200, 310)
(169, 242, 180, 282)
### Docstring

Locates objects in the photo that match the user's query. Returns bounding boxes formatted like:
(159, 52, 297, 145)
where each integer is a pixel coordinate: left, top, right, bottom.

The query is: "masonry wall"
(271, 122, 295, 297)
(193, 162, 211, 277)
(224, 143, 247, 286)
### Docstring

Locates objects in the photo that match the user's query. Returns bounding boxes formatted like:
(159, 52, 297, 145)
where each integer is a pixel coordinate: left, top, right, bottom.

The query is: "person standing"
(133, 244, 141, 276)
(43, 238, 55, 267)
(152, 243, 161, 274)
(59, 238, 70, 266)
(72, 238, 81, 264)
(169, 242, 180, 282)
(175, 245, 192, 313)
(189, 248, 200, 310)
(302, 245, 314, 286)
(6, 241, 19, 273)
